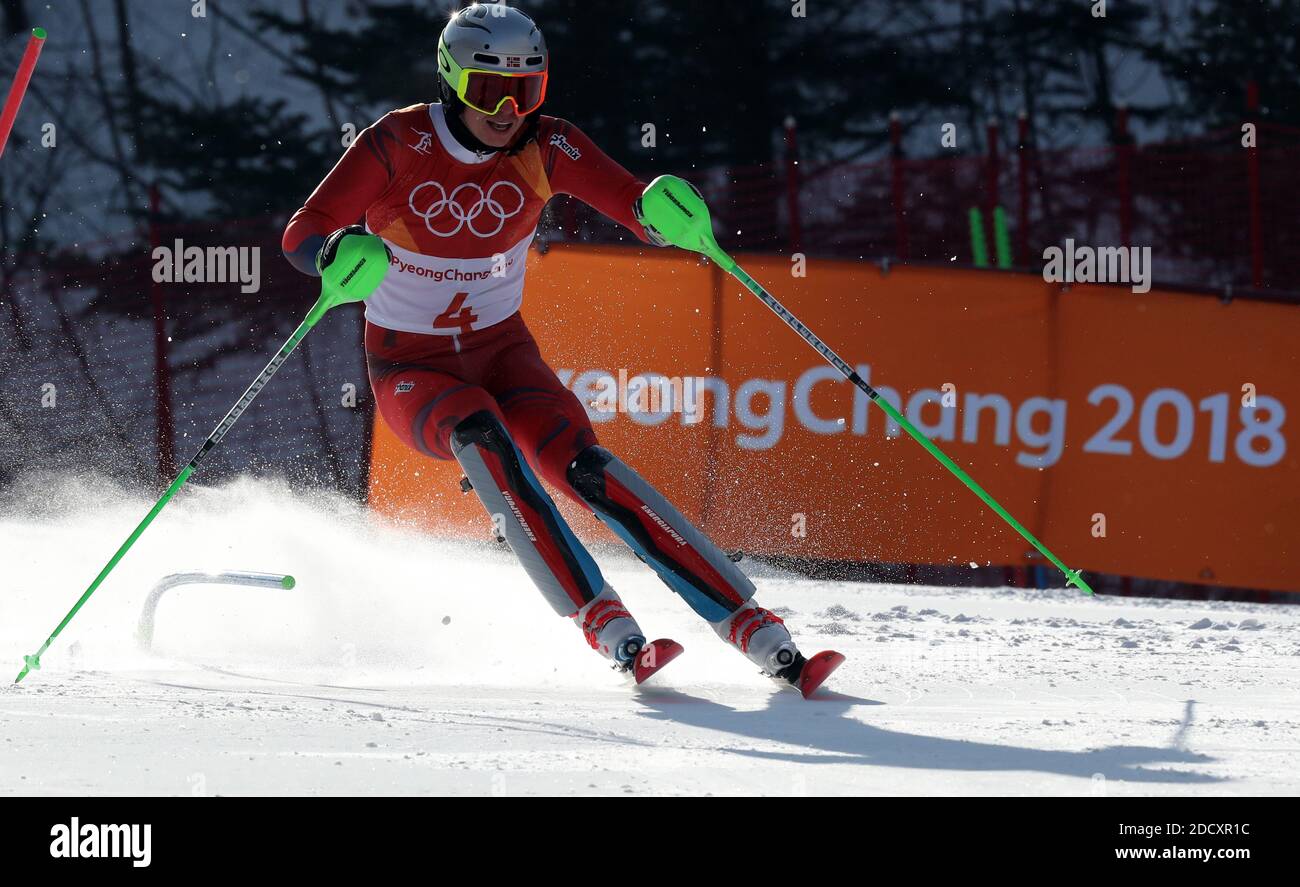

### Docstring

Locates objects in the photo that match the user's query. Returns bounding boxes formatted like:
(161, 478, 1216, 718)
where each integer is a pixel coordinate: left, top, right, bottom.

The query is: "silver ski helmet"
(437, 3, 548, 116)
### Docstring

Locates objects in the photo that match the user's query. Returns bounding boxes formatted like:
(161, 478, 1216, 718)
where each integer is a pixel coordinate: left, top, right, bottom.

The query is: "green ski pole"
(992, 205, 1013, 270)
(637, 175, 1092, 595)
(968, 207, 989, 268)
(14, 232, 390, 683)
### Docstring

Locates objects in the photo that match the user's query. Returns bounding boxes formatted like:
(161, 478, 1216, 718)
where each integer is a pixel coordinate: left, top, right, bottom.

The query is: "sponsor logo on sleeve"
(548, 132, 581, 161)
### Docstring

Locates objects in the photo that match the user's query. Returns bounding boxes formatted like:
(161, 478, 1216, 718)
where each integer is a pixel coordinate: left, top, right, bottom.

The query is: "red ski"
(631, 638, 684, 685)
(793, 650, 845, 699)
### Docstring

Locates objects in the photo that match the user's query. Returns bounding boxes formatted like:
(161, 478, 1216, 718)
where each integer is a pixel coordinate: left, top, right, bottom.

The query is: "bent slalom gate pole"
(638, 175, 1093, 596)
(14, 234, 390, 683)
(0, 28, 46, 161)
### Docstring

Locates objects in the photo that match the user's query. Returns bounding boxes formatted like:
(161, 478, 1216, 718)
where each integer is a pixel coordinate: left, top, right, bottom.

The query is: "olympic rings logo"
(407, 180, 526, 238)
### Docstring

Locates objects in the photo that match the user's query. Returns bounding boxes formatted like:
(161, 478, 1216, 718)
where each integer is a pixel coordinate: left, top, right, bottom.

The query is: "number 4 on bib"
(433, 292, 479, 334)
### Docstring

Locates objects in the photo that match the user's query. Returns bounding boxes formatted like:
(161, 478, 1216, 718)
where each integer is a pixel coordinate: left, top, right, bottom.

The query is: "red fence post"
(1016, 111, 1030, 266)
(889, 111, 909, 260)
(783, 115, 802, 255)
(563, 198, 577, 238)
(148, 184, 175, 479)
(1116, 105, 1132, 248)
(1008, 110, 1029, 264)
(985, 118, 1000, 215)
(1246, 81, 1264, 289)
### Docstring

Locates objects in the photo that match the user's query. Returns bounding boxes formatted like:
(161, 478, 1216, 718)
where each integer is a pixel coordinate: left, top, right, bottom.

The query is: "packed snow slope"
(2, 475, 1298, 796)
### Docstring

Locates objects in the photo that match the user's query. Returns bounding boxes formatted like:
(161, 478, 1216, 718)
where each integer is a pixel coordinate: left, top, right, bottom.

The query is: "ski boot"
(771, 649, 846, 700)
(718, 606, 844, 699)
(574, 589, 683, 686)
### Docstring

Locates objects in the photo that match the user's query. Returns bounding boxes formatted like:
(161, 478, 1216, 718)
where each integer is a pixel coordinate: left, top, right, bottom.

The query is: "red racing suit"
(284, 102, 641, 490)
(283, 103, 791, 671)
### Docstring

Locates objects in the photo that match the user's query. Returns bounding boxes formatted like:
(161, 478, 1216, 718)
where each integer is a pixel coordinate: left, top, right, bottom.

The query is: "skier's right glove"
(316, 224, 391, 275)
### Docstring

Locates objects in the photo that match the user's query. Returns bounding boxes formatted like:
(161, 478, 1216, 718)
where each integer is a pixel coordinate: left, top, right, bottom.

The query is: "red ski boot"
(774, 650, 845, 699)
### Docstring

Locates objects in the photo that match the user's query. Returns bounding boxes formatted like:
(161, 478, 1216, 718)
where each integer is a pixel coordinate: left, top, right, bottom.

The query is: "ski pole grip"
(319, 232, 392, 314)
(638, 175, 731, 266)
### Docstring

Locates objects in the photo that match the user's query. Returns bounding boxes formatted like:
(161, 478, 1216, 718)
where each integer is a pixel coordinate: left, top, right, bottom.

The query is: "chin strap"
(441, 98, 501, 156)
(437, 92, 541, 158)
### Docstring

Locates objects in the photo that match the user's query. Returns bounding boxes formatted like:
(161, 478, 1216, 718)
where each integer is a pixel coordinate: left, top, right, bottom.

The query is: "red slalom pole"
(0, 27, 47, 161)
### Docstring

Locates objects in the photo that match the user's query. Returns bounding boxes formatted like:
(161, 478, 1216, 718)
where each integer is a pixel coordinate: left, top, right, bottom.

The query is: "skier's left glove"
(633, 197, 670, 248)
(634, 179, 705, 248)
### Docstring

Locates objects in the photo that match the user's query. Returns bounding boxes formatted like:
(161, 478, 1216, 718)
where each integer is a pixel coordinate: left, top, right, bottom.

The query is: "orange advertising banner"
(369, 245, 1300, 593)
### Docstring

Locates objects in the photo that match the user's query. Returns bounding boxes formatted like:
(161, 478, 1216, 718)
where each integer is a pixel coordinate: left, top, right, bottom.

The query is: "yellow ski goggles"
(440, 48, 548, 116)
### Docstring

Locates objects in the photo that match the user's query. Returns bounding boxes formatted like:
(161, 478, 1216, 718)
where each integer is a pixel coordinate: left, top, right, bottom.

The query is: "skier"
(282, 2, 842, 697)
